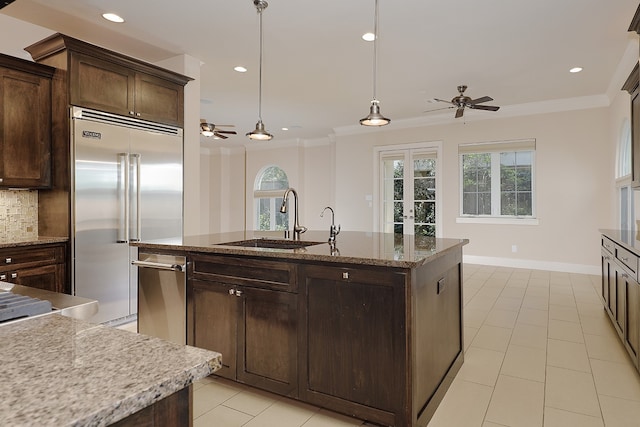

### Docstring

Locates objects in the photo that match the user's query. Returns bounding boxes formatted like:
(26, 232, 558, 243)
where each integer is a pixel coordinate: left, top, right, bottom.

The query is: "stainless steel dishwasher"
(132, 251, 186, 344)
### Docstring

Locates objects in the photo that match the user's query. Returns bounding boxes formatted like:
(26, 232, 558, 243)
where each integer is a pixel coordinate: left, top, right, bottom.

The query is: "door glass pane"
(414, 157, 436, 236)
(382, 157, 404, 233)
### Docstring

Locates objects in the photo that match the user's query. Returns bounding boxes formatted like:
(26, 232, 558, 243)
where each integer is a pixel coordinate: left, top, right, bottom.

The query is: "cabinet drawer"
(602, 237, 615, 255)
(189, 254, 297, 292)
(615, 245, 638, 276)
(0, 245, 64, 272)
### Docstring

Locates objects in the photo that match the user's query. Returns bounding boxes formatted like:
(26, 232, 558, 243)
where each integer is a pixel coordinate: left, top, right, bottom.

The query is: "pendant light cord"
(372, 0, 379, 101)
(258, 7, 264, 122)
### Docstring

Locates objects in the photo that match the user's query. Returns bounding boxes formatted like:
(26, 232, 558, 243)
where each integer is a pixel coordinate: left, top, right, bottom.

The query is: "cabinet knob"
(129, 111, 135, 115)
(622, 273, 629, 279)
(235, 290, 243, 297)
(342, 272, 349, 279)
(0, 274, 5, 281)
(0, 178, 3, 183)
(136, 112, 141, 117)
(10, 273, 17, 279)
(228, 289, 235, 295)
(5, 258, 11, 264)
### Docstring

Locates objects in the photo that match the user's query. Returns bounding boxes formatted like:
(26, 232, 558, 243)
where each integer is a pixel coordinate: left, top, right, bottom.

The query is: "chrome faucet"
(280, 188, 307, 240)
(320, 206, 340, 244)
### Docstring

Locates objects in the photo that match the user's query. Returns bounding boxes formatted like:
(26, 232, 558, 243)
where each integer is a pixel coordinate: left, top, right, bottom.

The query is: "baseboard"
(463, 255, 600, 275)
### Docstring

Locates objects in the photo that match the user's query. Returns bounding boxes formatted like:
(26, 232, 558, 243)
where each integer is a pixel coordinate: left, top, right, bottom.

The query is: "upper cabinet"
(25, 33, 191, 127)
(0, 54, 54, 189)
(624, 5, 640, 187)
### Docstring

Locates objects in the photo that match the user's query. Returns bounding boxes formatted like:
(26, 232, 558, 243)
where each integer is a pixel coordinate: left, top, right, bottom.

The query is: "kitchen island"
(133, 230, 468, 427)
(0, 313, 221, 426)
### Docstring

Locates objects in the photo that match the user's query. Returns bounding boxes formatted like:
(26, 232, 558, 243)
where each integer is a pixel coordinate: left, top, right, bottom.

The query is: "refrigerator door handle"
(130, 153, 142, 242)
(117, 153, 130, 243)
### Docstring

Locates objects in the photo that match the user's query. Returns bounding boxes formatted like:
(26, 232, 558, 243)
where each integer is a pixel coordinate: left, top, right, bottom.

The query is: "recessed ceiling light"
(282, 127, 289, 131)
(362, 32, 375, 42)
(102, 13, 125, 23)
(234, 66, 247, 73)
(569, 67, 583, 73)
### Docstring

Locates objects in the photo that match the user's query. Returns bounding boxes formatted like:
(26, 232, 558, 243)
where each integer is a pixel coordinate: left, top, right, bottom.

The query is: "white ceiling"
(1, 0, 639, 145)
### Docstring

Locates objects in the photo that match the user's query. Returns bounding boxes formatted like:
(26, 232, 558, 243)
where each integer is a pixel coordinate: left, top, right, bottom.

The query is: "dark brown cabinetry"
(69, 52, 185, 126)
(0, 54, 54, 188)
(188, 254, 298, 397)
(600, 235, 640, 369)
(625, 6, 640, 187)
(0, 243, 66, 294)
(186, 247, 464, 427)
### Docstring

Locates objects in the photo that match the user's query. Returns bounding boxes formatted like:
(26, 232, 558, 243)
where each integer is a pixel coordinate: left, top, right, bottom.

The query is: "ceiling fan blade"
(423, 106, 455, 113)
(470, 105, 500, 112)
(214, 124, 236, 128)
(469, 96, 493, 105)
(434, 98, 454, 104)
(455, 107, 465, 118)
(215, 130, 237, 134)
(213, 132, 229, 139)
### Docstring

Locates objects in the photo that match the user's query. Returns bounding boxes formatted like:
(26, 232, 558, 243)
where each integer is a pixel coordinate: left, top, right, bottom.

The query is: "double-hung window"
(459, 139, 536, 221)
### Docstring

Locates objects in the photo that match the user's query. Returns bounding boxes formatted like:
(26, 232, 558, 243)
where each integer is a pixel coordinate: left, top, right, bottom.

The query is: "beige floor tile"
(577, 302, 608, 318)
(549, 293, 575, 307)
(522, 295, 549, 311)
(222, 387, 279, 416)
(500, 344, 546, 383)
(481, 422, 507, 427)
(573, 288, 601, 305)
(549, 304, 580, 323)
(471, 325, 513, 352)
(484, 308, 519, 329)
(456, 346, 505, 386)
(485, 375, 544, 427)
(528, 277, 550, 288)
(583, 332, 631, 363)
(545, 366, 600, 417)
(427, 379, 493, 427)
(500, 287, 526, 299)
(465, 308, 490, 328)
(302, 409, 364, 426)
(543, 407, 603, 427)
(243, 398, 319, 427)
(510, 322, 548, 350)
(590, 358, 640, 401)
(493, 296, 523, 311)
(599, 395, 640, 427)
(547, 339, 591, 373)
(517, 308, 549, 327)
(580, 314, 616, 336)
(464, 326, 479, 351)
(195, 405, 254, 427)
(194, 381, 244, 418)
(505, 279, 529, 289)
(547, 319, 584, 343)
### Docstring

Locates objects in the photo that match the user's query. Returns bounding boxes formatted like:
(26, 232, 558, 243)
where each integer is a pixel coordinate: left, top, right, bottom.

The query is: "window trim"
(458, 139, 537, 223)
(253, 165, 289, 231)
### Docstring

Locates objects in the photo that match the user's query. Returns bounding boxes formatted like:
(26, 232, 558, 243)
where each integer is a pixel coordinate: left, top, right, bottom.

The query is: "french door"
(380, 148, 439, 237)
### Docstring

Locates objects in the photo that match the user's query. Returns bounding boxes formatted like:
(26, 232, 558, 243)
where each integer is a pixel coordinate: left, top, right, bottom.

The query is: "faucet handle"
(331, 224, 341, 236)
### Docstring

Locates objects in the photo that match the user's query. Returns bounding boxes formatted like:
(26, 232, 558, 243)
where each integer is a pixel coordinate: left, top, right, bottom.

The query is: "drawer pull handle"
(228, 289, 235, 296)
(342, 272, 349, 279)
(622, 257, 630, 262)
(622, 273, 629, 279)
(235, 290, 243, 297)
(0, 274, 5, 281)
(10, 273, 17, 279)
(5, 258, 11, 264)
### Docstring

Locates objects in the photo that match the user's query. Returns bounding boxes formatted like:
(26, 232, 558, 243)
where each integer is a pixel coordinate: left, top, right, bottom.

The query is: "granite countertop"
(132, 230, 469, 269)
(0, 236, 68, 249)
(0, 314, 221, 426)
(600, 229, 640, 254)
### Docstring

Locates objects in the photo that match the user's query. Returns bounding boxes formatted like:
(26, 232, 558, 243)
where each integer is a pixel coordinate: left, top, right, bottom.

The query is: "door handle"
(117, 153, 129, 243)
(131, 260, 185, 272)
(130, 153, 142, 242)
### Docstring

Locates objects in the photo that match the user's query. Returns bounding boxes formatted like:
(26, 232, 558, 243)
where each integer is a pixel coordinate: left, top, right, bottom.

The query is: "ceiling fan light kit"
(247, 0, 273, 141)
(200, 120, 237, 139)
(360, 0, 390, 127)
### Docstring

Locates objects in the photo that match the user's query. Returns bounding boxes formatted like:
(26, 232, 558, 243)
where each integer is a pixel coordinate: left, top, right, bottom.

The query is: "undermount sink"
(216, 238, 325, 250)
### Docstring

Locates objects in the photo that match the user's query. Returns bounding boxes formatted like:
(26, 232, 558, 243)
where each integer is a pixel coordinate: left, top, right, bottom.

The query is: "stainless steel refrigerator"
(71, 107, 183, 325)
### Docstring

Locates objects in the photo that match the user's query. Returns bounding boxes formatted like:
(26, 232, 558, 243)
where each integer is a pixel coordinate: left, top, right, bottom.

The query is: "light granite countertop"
(0, 236, 68, 249)
(132, 230, 468, 269)
(0, 314, 221, 426)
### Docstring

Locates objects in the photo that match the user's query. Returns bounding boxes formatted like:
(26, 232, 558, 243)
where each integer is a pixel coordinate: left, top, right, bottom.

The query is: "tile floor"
(124, 264, 640, 426)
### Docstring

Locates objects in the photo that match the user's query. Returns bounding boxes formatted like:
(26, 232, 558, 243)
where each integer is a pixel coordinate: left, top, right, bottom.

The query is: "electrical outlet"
(511, 245, 518, 253)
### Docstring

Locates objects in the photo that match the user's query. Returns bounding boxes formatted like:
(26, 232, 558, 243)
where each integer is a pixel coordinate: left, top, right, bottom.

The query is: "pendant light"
(360, 0, 390, 127)
(247, 0, 273, 141)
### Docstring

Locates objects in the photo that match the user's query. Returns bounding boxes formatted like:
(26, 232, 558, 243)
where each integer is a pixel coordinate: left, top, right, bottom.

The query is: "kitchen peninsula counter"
(0, 314, 221, 426)
(0, 236, 68, 249)
(131, 230, 468, 268)
(133, 231, 467, 426)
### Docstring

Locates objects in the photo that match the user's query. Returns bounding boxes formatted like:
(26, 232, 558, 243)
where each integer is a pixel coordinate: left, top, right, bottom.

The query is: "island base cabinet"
(188, 278, 298, 397)
(110, 385, 192, 427)
(299, 265, 407, 427)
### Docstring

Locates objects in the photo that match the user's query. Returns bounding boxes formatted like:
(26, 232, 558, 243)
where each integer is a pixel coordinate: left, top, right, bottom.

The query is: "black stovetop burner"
(0, 292, 52, 323)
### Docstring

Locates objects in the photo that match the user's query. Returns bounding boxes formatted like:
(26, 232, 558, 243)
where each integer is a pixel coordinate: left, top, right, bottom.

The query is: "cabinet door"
(602, 251, 615, 316)
(300, 265, 405, 426)
(134, 73, 184, 127)
(0, 67, 51, 188)
(190, 279, 238, 380)
(625, 277, 640, 367)
(12, 264, 65, 293)
(615, 268, 627, 336)
(70, 52, 135, 117)
(632, 87, 640, 187)
(237, 286, 297, 397)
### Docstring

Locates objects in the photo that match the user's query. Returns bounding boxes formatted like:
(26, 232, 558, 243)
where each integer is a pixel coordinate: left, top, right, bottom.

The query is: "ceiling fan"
(429, 85, 500, 118)
(200, 120, 237, 139)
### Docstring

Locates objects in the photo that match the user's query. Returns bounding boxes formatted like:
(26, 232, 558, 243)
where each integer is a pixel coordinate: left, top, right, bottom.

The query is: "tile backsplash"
(0, 190, 38, 242)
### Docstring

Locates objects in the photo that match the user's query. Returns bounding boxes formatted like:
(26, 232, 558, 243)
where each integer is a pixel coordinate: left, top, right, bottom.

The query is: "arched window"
(617, 118, 632, 178)
(254, 166, 289, 231)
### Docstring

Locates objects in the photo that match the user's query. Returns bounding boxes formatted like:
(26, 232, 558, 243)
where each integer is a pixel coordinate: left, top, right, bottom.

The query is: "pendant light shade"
(360, 0, 390, 127)
(247, 0, 273, 141)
